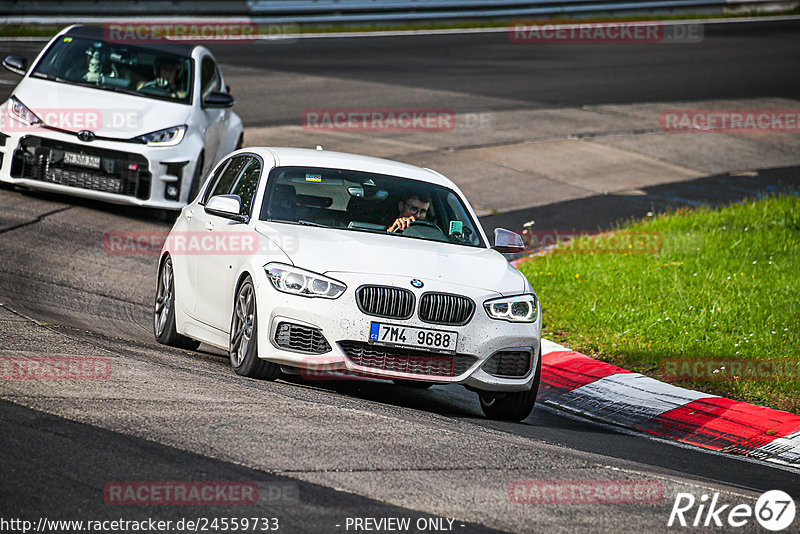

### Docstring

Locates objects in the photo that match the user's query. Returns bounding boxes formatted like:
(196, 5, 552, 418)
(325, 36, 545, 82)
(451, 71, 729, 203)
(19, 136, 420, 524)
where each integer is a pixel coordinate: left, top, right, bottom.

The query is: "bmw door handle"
(205, 221, 214, 231)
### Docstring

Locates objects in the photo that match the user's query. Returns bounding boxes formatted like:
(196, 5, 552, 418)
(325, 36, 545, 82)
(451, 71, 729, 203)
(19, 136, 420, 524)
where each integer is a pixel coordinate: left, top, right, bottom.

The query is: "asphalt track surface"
(211, 20, 800, 127)
(1, 20, 799, 533)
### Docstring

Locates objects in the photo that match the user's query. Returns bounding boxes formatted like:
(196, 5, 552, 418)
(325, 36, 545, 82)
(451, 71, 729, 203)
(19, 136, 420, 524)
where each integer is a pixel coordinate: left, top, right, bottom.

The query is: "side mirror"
(492, 228, 525, 254)
(204, 194, 249, 223)
(3, 56, 28, 76)
(202, 91, 235, 109)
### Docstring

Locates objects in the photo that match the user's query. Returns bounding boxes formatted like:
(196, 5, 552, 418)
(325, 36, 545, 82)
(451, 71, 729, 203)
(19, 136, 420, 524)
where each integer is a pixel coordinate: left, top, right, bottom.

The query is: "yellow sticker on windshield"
(305, 174, 322, 182)
(63, 37, 73, 42)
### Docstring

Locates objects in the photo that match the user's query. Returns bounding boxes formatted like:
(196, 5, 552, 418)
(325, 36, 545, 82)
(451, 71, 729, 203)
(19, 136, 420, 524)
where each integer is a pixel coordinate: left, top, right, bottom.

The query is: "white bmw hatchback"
(0, 25, 243, 209)
(155, 147, 542, 420)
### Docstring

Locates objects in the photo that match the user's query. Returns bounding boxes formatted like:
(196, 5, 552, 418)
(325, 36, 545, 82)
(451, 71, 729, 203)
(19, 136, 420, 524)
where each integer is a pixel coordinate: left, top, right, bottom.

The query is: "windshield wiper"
(32, 74, 143, 98)
(98, 85, 143, 98)
(31, 72, 67, 83)
(297, 220, 328, 228)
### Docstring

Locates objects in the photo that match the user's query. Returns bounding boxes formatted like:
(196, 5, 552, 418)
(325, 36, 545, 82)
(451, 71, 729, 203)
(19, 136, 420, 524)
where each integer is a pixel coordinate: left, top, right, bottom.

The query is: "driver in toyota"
(387, 191, 431, 233)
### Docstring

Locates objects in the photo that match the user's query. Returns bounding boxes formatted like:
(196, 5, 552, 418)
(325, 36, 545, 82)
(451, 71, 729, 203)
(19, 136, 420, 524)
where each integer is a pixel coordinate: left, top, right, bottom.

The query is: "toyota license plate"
(64, 152, 101, 169)
(369, 322, 458, 354)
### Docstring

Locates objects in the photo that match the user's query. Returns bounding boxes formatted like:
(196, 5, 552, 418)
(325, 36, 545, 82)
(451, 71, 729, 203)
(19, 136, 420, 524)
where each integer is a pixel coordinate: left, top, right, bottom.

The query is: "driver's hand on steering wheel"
(387, 216, 416, 233)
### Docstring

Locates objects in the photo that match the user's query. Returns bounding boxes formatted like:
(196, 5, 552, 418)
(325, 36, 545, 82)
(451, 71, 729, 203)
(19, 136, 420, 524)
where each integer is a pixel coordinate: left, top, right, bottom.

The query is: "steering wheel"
(400, 220, 448, 242)
(392, 219, 438, 233)
(139, 78, 176, 97)
(405, 220, 439, 231)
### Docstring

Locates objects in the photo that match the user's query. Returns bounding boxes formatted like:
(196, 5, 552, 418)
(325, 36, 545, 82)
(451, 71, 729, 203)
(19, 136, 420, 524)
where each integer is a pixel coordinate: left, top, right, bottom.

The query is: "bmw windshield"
(31, 36, 193, 104)
(260, 166, 486, 248)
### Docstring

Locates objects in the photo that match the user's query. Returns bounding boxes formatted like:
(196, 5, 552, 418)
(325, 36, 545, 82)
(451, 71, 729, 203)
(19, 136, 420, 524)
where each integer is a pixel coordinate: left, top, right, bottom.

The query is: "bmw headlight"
(265, 263, 346, 299)
(7, 96, 42, 126)
(132, 125, 186, 146)
(484, 294, 538, 322)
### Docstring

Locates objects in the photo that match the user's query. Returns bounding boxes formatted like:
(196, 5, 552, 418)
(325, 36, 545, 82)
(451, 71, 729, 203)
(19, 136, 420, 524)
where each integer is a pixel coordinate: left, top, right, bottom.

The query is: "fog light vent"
(275, 322, 331, 354)
(482, 349, 532, 378)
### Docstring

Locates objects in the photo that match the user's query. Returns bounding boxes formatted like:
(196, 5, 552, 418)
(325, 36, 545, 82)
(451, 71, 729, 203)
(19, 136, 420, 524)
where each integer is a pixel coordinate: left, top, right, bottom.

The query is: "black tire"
(393, 380, 434, 389)
(229, 277, 281, 380)
(186, 152, 204, 204)
(478, 349, 541, 421)
(154, 255, 201, 350)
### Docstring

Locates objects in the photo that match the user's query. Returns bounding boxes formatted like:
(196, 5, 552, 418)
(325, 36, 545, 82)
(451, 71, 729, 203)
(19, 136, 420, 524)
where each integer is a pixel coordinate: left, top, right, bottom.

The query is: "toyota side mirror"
(202, 91, 235, 109)
(3, 56, 28, 76)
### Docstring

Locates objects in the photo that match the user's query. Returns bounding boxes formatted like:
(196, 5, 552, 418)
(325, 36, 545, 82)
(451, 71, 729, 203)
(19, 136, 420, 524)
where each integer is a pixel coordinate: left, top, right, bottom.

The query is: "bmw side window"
(200, 56, 221, 100)
(229, 157, 262, 216)
(201, 159, 230, 204)
(204, 156, 248, 204)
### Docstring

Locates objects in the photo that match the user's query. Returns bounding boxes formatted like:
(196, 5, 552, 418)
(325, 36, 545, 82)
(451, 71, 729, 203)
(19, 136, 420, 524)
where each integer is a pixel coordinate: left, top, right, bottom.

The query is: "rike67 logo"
(668, 490, 795, 531)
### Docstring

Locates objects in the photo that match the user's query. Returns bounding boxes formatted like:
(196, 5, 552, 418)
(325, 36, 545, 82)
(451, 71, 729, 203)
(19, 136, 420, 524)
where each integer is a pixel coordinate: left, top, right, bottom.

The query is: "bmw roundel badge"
(410, 279, 423, 288)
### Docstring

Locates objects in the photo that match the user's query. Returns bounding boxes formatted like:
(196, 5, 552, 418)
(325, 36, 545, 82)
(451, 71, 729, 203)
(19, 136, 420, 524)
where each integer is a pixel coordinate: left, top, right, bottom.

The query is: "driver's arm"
(387, 216, 415, 233)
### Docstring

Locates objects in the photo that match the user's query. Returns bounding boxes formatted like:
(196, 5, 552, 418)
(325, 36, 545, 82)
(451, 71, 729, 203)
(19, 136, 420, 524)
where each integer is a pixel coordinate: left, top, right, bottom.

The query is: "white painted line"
(0, 37, 50, 42)
(263, 15, 800, 39)
(541, 338, 568, 354)
(752, 430, 800, 466)
(540, 403, 800, 475)
(555, 372, 713, 427)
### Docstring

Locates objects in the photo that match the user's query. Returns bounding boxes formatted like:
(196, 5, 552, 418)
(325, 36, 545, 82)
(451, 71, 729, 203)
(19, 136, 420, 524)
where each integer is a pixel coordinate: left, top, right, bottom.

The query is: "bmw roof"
(247, 147, 457, 189)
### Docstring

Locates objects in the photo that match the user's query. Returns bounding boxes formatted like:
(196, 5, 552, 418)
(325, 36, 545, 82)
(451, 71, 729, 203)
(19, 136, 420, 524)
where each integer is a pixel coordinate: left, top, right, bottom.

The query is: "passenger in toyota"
(82, 48, 117, 84)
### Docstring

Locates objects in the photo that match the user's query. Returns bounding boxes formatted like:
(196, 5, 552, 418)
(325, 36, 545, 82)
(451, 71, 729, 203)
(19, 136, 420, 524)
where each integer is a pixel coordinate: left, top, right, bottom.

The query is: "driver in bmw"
(387, 192, 431, 233)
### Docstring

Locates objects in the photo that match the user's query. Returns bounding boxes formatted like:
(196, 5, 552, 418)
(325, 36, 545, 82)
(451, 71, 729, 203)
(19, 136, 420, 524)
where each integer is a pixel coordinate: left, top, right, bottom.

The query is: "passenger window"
(230, 158, 262, 216)
(204, 155, 249, 204)
(200, 56, 221, 100)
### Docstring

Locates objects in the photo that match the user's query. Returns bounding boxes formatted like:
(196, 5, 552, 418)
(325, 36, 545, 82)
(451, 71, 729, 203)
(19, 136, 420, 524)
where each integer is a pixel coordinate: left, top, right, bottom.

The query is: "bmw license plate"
(64, 152, 101, 169)
(369, 322, 458, 354)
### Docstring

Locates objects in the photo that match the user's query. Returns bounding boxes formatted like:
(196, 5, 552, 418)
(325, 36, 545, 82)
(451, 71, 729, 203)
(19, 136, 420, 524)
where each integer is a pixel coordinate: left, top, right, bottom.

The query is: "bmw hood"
(255, 222, 527, 295)
(10, 77, 190, 138)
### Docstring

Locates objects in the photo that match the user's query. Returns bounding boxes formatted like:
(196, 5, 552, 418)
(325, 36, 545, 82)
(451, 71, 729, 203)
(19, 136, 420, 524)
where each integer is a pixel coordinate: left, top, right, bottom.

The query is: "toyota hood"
(255, 222, 527, 295)
(10, 77, 190, 138)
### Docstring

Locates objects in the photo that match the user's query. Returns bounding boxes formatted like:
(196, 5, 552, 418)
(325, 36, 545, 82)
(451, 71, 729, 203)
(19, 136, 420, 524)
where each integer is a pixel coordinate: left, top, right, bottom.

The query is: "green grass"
(519, 194, 800, 413)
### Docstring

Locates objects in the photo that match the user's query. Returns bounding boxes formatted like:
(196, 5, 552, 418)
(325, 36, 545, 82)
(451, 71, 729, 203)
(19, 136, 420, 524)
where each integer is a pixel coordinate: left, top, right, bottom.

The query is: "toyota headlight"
(484, 294, 538, 322)
(7, 96, 42, 126)
(132, 125, 186, 146)
(265, 263, 346, 299)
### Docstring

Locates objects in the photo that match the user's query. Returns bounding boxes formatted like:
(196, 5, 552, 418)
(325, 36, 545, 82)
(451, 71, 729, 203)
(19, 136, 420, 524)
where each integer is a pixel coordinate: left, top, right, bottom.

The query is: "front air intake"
(418, 292, 475, 325)
(356, 285, 415, 319)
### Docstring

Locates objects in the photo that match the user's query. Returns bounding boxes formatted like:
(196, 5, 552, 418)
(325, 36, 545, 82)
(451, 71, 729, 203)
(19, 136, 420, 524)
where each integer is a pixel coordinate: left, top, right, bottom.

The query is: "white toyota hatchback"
(0, 25, 243, 209)
(155, 147, 542, 420)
